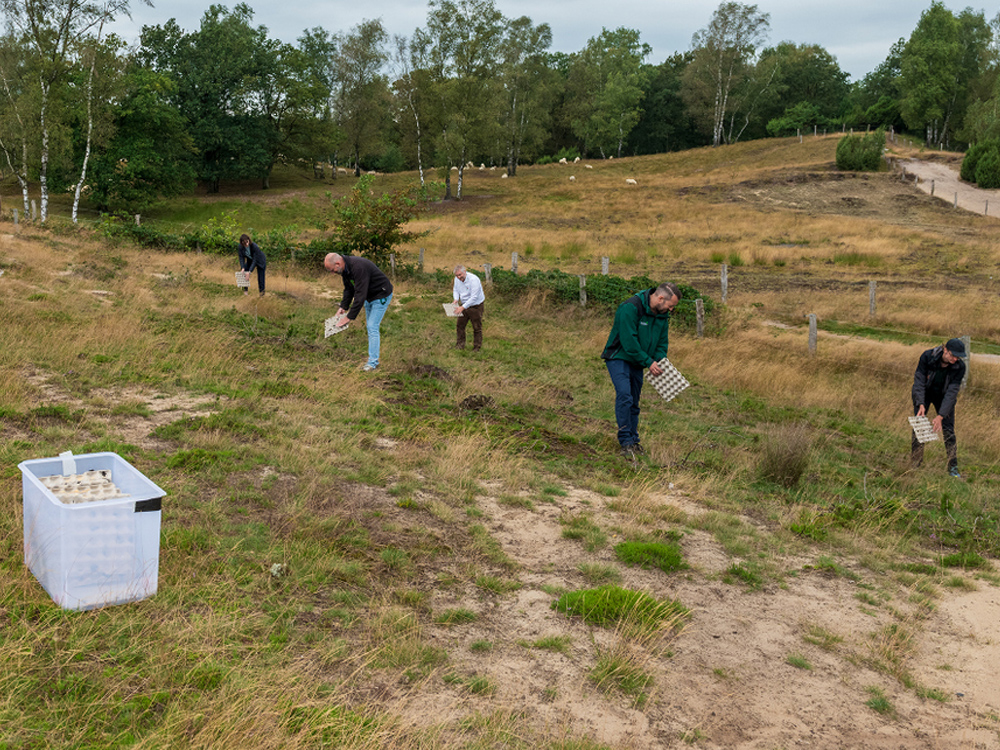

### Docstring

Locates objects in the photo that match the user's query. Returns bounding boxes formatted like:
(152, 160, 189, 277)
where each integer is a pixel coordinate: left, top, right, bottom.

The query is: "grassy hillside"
(3, 135, 1000, 749)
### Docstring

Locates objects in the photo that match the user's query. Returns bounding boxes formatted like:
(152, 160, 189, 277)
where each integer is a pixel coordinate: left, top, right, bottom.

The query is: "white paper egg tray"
(39, 471, 131, 504)
(908, 415, 939, 444)
(324, 314, 349, 338)
(443, 302, 461, 317)
(236, 271, 250, 288)
(647, 357, 690, 403)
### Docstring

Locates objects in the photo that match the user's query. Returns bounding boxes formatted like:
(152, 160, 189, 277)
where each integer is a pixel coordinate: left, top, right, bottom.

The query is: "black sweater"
(340, 256, 393, 320)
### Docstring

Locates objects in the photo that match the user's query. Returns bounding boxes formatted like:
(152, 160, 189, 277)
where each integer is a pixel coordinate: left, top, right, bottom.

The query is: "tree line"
(2, 0, 999, 220)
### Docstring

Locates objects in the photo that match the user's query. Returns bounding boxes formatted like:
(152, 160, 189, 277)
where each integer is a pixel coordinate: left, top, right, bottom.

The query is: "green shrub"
(835, 129, 885, 171)
(960, 139, 1000, 183)
(489, 269, 714, 333)
(974, 146, 1000, 189)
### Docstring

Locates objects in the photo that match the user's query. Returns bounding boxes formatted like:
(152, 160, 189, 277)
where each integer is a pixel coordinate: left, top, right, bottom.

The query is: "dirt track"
(901, 158, 1000, 218)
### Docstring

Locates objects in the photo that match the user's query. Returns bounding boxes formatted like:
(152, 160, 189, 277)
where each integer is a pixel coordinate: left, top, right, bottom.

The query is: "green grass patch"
(552, 585, 688, 630)
(614, 540, 688, 573)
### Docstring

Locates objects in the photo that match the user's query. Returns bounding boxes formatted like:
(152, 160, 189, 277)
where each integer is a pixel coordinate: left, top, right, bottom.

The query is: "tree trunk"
(39, 79, 50, 222)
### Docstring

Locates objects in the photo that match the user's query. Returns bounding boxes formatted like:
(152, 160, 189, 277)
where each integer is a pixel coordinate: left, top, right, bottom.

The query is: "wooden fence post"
(869, 280, 877, 317)
(931, 179, 935, 197)
(808, 314, 817, 356)
(954, 193, 958, 209)
(696, 298, 704, 339)
(418, 248, 424, 272)
(12, 209, 18, 225)
(721, 263, 728, 305)
(578, 275, 587, 307)
(511, 251, 518, 274)
(135, 214, 140, 226)
(31, 200, 37, 221)
(483, 262, 492, 283)
(389, 253, 396, 281)
(601, 256, 609, 275)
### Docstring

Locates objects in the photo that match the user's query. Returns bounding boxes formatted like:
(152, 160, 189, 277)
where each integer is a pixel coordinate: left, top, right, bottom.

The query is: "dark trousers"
(607, 358, 644, 447)
(912, 393, 957, 470)
(242, 264, 266, 293)
(457, 302, 484, 350)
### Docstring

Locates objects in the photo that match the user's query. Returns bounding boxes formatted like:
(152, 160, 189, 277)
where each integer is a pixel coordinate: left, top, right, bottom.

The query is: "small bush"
(758, 422, 812, 488)
(974, 146, 1000, 189)
(960, 139, 1000, 183)
(836, 129, 885, 171)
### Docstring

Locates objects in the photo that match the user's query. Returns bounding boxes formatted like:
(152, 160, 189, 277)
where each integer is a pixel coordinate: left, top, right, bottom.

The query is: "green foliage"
(537, 147, 581, 165)
(325, 175, 426, 269)
(766, 101, 829, 137)
(552, 585, 689, 628)
(191, 210, 241, 254)
(614, 539, 688, 573)
(835, 129, 885, 171)
(974, 147, 1000, 189)
(959, 139, 999, 182)
(489, 270, 714, 332)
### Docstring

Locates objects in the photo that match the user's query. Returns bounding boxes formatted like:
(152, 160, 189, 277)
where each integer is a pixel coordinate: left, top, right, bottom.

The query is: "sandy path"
(900, 158, 1000, 218)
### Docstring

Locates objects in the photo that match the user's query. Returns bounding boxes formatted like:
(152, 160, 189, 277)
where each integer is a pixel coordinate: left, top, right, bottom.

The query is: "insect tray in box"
(19, 452, 166, 611)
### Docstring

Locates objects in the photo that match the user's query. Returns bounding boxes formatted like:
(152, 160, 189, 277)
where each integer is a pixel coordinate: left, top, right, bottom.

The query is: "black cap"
(945, 338, 966, 358)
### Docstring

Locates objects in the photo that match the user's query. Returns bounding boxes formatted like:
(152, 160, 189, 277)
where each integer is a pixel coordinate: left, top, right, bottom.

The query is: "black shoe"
(619, 445, 637, 459)
(631, 443, 645, 455)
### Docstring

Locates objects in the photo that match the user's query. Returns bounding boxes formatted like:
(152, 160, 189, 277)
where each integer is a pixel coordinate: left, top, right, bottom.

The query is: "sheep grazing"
(500, 173, 508, 179)
(451, 166, 459, 171)
(558, 157, 567, 164)
(569, 175, 576, 181)
(625, 178, 637, 185)
(584, 164, 593, 169)
(573, 156, 580, 163)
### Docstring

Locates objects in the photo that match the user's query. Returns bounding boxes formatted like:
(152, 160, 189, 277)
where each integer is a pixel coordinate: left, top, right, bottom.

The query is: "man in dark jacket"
(237, 233, 266, 296)
(912, 337, 967, 476)
(601, 283, 681, 458)
(324, 253, 394, 371)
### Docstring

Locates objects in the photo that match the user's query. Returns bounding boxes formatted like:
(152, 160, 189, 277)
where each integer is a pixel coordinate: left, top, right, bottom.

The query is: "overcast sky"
(107, 0, 942, 82)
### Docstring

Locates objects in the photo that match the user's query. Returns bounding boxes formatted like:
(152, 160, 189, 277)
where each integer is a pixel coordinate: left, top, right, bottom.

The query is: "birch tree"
(682, 1, 770, 146)
(1, 0, 147, 221)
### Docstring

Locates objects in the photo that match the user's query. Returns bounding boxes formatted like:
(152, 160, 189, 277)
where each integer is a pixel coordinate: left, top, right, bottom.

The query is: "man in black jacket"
(912, 338, 966, 477)
(324, 253, 394, 371)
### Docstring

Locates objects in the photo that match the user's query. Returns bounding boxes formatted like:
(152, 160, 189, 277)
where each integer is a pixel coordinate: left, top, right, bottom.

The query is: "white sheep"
(501, 173, 508, 179)
(584, 164, 593, 170)
(558, 157, 567, 164)
(569, 175, 575, 181)
(573, 156, 580, 163)
(451, 166, 459, 171)
(625, 178, 637, 185)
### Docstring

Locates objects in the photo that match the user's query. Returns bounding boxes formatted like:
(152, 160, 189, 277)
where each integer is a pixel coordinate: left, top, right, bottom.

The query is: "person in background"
(237, 233, 266, 297)
(324, 253, 394, 372)
(912, 337, 967, 477)
(601, 282, 681, 459)
(452, 265, 485, 351)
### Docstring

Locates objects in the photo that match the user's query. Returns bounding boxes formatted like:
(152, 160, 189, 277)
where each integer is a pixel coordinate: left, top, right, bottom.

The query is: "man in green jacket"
(601, 283, 681, 458)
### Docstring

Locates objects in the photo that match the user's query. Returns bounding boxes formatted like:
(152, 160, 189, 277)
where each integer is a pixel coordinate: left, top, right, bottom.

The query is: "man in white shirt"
(452, 265, 486, 351)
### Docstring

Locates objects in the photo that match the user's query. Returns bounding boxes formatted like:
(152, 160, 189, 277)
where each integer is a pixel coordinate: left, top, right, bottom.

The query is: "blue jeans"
(606, 358, 644, 447)
(364, 293, 392, 368)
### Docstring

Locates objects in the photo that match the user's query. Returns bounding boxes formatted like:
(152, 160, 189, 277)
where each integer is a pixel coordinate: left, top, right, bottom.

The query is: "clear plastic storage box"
(19, 452, 166, 611)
